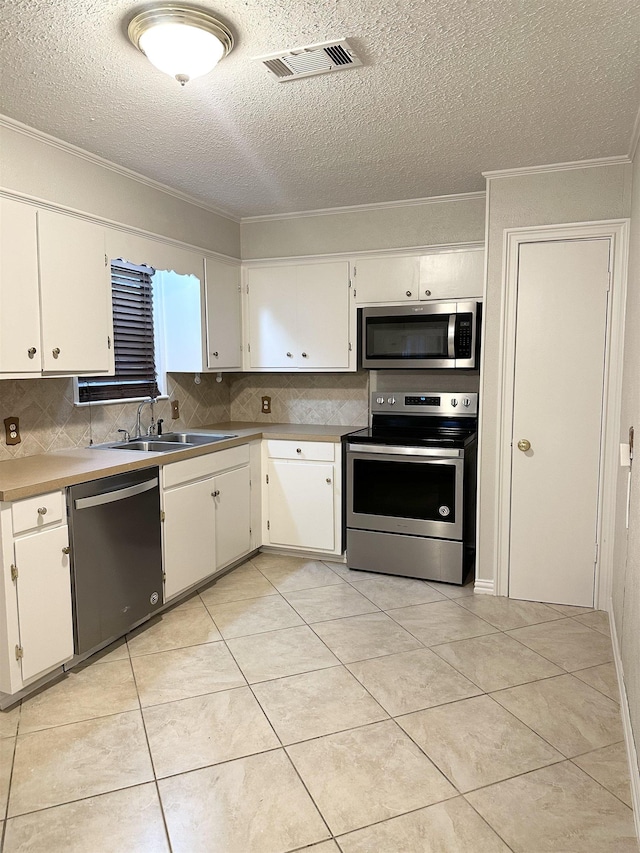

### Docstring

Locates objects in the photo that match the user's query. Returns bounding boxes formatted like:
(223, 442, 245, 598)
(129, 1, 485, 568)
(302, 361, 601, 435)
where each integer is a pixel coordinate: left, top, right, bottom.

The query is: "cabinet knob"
(212, 351, 219, 358)
(286, 352, 293, 358)
(296, 448, 302, 454)
(27, 347, 37, 358)
(52, 347, 61, 359)
(37, 506, 47, 515)
(62, 546, 70, 555)
(424, 289, 432, 296)
(211, 490, 220, 497)
(406, 291, 412, 297)
(326, 477, 332, 484)
(301, 352, 308, 358)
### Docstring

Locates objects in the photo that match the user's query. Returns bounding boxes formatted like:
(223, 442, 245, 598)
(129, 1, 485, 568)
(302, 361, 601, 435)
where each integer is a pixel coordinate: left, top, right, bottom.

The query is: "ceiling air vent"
(256, 39, 362, 82)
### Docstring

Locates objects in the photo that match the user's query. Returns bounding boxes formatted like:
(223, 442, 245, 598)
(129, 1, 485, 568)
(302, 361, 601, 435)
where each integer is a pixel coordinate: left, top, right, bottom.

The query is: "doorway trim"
(494, 220, 629, 606)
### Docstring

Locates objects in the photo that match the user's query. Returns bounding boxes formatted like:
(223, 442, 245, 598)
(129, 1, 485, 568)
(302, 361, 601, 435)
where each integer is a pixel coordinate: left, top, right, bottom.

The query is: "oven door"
(346, 444, 464, 540)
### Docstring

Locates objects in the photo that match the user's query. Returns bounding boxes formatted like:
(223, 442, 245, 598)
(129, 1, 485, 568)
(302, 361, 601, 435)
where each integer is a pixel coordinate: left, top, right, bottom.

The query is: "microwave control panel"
(455, 314, 473, 358)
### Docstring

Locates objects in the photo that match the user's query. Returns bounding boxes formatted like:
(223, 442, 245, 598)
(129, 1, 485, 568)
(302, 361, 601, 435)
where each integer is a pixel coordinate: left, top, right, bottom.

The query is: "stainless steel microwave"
(360, 301, 480, 369)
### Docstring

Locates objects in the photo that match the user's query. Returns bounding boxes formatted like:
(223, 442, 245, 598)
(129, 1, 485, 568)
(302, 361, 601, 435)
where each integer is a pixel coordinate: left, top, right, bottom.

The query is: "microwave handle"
(447, 314, 456, 359)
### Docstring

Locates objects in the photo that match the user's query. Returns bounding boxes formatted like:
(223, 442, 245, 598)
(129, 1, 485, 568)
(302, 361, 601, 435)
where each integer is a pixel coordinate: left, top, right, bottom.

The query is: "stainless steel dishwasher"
(67, 467, 163, 656)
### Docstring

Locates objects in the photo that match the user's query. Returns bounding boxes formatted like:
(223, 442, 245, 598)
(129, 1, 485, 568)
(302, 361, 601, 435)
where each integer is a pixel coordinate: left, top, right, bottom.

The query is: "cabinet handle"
(52, 347, 61, 359)
(326, 477, 332, 484)
(212, 351, 219, 357)
(296, 448, 302, 454)
(62, 546, 70, 555)
(211, 490, 220, 497)
(424, 289, 431, 296)
(301, 352, 308, 358)
(406, 291, 412, 297)
(286, 352, 293, 358)
(37, 506, 47, 515)
(27, 347, 37, 358)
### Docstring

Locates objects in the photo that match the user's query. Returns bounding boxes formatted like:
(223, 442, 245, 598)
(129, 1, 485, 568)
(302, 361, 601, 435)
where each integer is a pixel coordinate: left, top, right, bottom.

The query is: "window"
(77, 261, 160, 403)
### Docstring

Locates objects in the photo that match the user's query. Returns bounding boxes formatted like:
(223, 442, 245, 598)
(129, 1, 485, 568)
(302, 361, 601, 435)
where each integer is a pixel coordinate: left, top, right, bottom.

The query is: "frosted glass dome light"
(128, 5, 234, 86)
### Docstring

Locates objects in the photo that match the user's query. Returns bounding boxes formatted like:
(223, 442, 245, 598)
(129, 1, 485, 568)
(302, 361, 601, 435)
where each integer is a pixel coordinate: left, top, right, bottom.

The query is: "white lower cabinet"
(263, 440, 342, 556)
(162, 447, 252, 602)
(0, 491, 74, 696)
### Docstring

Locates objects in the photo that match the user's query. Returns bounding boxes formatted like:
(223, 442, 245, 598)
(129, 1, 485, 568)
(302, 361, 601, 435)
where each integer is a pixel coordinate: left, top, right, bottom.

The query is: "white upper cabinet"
(38, 210, 113, 374)
(246, 260, 353, 371)
(205, 257, 242, 370)
(0, 198, 41, 374)
(354, 249, 484, 304)
(0, 201, 112, 376)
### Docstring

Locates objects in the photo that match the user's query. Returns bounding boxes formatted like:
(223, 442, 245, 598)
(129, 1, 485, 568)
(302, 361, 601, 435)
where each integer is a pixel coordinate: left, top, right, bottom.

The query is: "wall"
(241, 194, 485, 259)
(0, 119, 240, 258)
(477, 162, 632, 589)
(613, 143, 640, 777)
(230, 373, 369, 426)
(0, 374, 231, 461)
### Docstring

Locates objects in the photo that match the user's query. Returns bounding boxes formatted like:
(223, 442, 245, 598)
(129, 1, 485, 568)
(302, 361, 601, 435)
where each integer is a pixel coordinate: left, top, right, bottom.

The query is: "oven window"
(366, 314, 449, 359)
(352, 458, 456, 522)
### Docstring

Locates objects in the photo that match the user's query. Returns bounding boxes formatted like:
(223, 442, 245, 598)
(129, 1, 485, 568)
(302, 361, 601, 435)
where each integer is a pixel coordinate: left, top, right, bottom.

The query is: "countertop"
(0, 422, 362, 502)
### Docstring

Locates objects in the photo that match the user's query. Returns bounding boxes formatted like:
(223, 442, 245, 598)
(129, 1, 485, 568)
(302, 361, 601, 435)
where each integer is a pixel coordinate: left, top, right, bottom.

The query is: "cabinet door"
(354, 256, 420, 303)
(214, 466, 251, 568)
(0, 199, 42, 373)
(420, 250, 484, 300)
(163, 478, 216, 600)
(206, 258, 242, 370)
(14, 525, 73, 683)
(247, 266, 298, 368)
(38, 210, 112, 373)
(267, 460, 335, 551)
(297, 262, 351, 369)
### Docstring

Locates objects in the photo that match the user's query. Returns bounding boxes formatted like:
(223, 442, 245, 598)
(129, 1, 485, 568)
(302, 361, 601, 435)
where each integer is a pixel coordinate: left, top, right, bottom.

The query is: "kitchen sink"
(98, 432, 237, 452)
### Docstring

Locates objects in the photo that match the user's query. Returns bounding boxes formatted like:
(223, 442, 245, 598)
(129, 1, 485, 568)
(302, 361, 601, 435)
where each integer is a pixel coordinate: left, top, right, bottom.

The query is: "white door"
(247, 266, 298, 368)
(354, 256, 420, 303)
(0, 199, 42, 374)
(297, 262, 351, 369)
(163, 478, 216, 600)
(38, 210, 112, 373)
(206, 258, 242, 370)
(509, 238, 610, 606)
(14, 526, 74, 683)
(268, 460, 335, 551)
(214, 465, 251, 568)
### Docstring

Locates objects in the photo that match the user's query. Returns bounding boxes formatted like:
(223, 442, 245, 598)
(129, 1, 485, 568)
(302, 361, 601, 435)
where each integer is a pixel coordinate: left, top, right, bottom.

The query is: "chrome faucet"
(134, 397, 157, 439)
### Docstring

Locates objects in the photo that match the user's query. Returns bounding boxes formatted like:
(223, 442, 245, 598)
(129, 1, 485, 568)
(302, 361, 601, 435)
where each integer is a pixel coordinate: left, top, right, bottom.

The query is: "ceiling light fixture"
(127, 4, 234, 86)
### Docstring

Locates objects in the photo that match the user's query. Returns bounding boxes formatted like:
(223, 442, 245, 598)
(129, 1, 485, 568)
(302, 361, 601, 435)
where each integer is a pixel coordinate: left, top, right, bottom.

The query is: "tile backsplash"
(229, 372, 369, 426)
(0, 373, 231, 461)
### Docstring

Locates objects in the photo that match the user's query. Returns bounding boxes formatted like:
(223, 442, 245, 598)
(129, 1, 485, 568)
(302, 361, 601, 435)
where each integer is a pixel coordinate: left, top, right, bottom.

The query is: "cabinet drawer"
(265, 439, 335, 462)
(12, 491, 65, 535)
(163, 445, 250, 489)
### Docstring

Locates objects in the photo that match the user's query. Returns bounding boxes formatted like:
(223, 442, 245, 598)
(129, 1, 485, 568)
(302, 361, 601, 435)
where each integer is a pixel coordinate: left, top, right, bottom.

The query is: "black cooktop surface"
(345, 424, 477, 449)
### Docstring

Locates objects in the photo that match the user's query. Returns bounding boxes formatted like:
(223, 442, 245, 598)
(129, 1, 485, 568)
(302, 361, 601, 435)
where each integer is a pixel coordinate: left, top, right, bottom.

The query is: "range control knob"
(376, 396, 385, 404)
(451, 398, 458, 407)
(387, 397, 396, 406)
(463, 397, 471, 407)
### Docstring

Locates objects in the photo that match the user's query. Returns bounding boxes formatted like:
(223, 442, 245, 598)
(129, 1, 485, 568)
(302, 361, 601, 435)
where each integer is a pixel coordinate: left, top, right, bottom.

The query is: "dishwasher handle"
(74, 477, 158, 510)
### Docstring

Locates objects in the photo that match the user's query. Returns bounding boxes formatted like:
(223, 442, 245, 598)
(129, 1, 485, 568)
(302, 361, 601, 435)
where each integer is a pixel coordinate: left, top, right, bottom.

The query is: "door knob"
(517, 439, 531, 452)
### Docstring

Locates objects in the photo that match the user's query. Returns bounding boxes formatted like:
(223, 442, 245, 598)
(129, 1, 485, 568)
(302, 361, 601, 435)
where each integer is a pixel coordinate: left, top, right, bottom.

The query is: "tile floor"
(0, 553, 636, 852)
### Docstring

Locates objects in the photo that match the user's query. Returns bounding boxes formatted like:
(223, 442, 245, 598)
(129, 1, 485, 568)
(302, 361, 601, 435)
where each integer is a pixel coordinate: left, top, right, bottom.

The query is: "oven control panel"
(371, 392, 478, 416)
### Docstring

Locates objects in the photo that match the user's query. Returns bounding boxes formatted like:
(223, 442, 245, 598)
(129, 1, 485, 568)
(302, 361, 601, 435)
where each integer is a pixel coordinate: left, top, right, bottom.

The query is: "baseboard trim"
(259, 546, 347, 564)
(474, 577, 495, 595)
(610, 603, 640, 841)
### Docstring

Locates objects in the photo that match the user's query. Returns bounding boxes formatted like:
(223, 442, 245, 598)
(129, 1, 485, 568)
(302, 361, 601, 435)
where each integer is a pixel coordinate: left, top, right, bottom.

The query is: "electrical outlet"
(171, 400, 180, 419)
(261, 396, 271, 415)
(4, 416, 21, 445)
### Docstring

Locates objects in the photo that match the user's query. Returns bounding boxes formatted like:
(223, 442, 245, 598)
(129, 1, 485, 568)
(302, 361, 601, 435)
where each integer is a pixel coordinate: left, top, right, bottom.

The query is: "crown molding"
(240, 191, 486, 224)
(628, 104, 640, 161)
(483, 155, 631, 180)
(0, 114, 240, 223)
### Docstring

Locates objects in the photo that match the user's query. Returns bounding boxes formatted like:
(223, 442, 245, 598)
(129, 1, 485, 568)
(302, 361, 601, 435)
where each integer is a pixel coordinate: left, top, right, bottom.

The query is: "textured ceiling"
(1, 0, 639, 218)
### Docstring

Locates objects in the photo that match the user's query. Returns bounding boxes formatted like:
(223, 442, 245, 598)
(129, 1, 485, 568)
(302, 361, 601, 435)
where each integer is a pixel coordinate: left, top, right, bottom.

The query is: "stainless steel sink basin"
(100, 432, 237, 452)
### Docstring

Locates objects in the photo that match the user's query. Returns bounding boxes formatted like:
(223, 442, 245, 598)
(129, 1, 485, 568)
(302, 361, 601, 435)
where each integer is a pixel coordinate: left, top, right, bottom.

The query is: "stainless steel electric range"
(344, 392, 478, 584)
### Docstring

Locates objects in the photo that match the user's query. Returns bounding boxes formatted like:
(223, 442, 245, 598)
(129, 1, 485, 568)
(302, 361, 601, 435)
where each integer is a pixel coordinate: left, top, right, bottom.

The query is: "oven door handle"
(347, 443, 462, 458)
